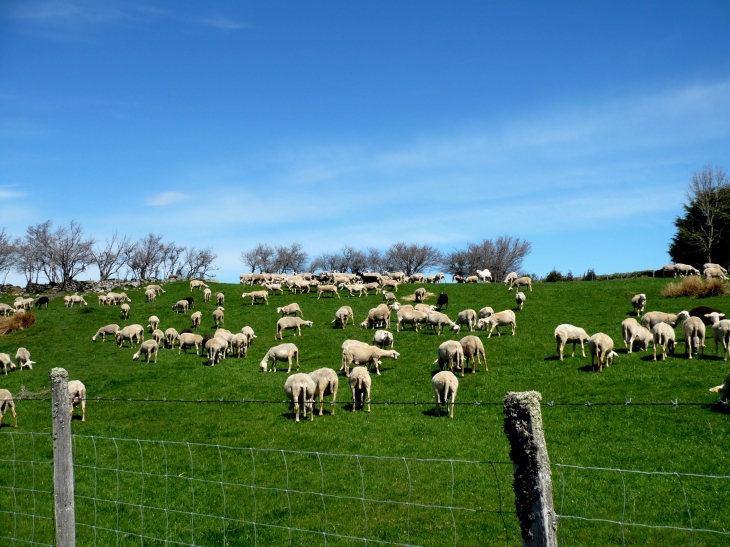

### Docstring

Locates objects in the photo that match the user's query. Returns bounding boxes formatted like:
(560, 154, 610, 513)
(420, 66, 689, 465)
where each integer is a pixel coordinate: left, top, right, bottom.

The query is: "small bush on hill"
(545, 269, 564, 282)
(584, 269, 597, 281)
(0, 312, 36, 335)
(661, 277, 730, 298)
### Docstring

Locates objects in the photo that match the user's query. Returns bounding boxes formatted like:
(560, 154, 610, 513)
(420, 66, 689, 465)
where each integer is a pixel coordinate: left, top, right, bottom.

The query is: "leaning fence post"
(504, 391, 557, 547)
(50, 367, 76, 547)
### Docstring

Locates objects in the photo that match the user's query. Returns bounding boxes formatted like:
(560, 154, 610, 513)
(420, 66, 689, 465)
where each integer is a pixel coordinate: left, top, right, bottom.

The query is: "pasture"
(1, 278, 729, 546)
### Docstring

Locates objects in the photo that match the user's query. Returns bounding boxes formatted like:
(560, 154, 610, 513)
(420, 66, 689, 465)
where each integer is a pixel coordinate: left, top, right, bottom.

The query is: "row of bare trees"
(241, 237, 531, 282)
(0, 221, 219, 287)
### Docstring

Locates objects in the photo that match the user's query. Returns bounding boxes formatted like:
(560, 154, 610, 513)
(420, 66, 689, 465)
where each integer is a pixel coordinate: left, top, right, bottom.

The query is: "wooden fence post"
(50, 367, 76, 547)
(504, 391, 558, 547)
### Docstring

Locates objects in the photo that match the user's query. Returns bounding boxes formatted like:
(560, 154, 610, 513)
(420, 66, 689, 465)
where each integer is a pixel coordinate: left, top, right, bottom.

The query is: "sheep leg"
(434, 390, 441, 416)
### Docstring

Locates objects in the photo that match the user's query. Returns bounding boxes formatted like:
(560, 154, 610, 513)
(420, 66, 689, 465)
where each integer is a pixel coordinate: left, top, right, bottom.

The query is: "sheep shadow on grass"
(707, 402, 730, 415)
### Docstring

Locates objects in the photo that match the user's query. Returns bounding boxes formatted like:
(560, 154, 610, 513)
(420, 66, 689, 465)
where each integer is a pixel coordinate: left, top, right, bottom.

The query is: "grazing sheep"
(689, 306, 724, 326)
(133, 340, 159, 363)
(704, 263, 728, 274)
(478, 307, 494, 319)
(415, 303, 436, 314)
(432, 371, 459, 418)
(0, 354, 16, 375)
(148, 315, 160, 332)
(434, 340, 465, 376)
(332, 306, 354, 329)
(115, 324, 144, 347)
(183, 297, 194, 309)
(205, 337, 228, 365)
(203, 288, 212, 302)
(456, 309, 478, 332)
(478, 310, 516, 338)
(709, 372, 730, 401)
(425, 311, 460, 336)
(631, 294, 647, 316)
(396, 309, 428, 332)
(414, 287, 427, 302)
(675, 263, 700, 277)
(151, 329, 165, 345)
(0, 303, 14, 316)
(514, 291, 526, 311)
(0, 389, 18, 428)
(229, 333, 249, 357)
(98, 295, 111, 305)
(309, 367, 338, 416)
(641, 310, 690, 330)
(464, 275, 479, 283)
(277, 303, 303, 317)
(554, 324, 590, 360)
(652, 323, 676, 361)
(190, 279, 209, 291)
(705, 313, 730, 360)
(120, 303, 130, 320)
(503, 272, 518, 285)
(425, 272, 445, 283)
(35, 296, 49, 309)
(704, 267, 727, 280)
(349, 366, 372, 413)
(382, 291, 398, 304)
(587, 333, 617, 372)
(68, 380, 86, 422)
(241, 290, 269, 305)
(260, 343, 300, 373)
(284, 373, 316, 422)
(92, 324, 120, 342)
(372, 330, 394, 349)
(508, 276, 532, 292)
(362, 304, 392, 329)
(215, 292, 225, 305)
(682, 316, 706, 359)
(145, 289, 157, 302)
(15, 348, 35, 370)
(212, 307, 225, 328)
(117, 292, 132, 303)
(460, 335, 487, 373)
(621, 318, 652, 354)
(340, 340, 370, 373)
(476, 268, 492, 283)
(146, 284, 166, 295)
(276, 317, 314, 339)
(241, 326, 257, 346)
(164, 327, 179, 349)
(342, 345, 399, 376)
(436, 293, 448, 311)
(190, 311, 202, 329)
(67, 294, 88, 307)
(177, 333, 204, 355)
(410, 272, 424, 283)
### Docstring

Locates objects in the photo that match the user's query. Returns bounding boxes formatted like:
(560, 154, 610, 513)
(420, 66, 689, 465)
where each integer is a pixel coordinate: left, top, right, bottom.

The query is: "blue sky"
(2, 1, 730, 283)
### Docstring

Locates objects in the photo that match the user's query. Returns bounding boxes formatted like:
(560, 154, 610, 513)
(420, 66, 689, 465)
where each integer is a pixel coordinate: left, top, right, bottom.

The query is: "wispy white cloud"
(196, 16, 247, 30)
(0, 187, 27, 200)
(146, 191, 190, 206)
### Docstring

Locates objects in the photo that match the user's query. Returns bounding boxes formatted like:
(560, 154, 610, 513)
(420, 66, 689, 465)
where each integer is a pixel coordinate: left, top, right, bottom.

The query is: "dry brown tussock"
(401, 291, 437, 302)
(661, 277, 730, 298)
(0, 312, 36, 335)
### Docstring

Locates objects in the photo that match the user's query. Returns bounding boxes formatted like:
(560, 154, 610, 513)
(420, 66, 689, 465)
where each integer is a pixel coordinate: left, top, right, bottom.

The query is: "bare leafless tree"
(0, 229, 16, 284)
(384, 242, 442, 276)
(158, 242, 186, 279)
(54, 221, 95, 287)
(442, 236, 531, 282)
(442, 248, 472, 277)
(127, 234, 167, 280)
(181, 247, 219, 279)
(91, 230, 130, 281)
(489, 236, 532, 282)
(273, 243, 308, 273)
(241, 244, 275, 273)
(365, 248, 384, 272)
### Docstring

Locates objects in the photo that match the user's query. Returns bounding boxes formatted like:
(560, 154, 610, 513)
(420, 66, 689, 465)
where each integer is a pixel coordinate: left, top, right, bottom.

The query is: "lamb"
(709, 372, 730, 401)
(148, 315, 160, 332)
(641, 310, 690, 330)
(349, 366, 372, 413)
(705, 313, 730, 360)
(620, 319, 652, 354)
(241, 290, 269, 305)
(704, 267, 728, 281)
(276, 317, 314, 339)
(133, 340, 159, 363)
(460, 335, 487, 373)
(164, 327, 179, 349)
(587, 333, 617, 372)
(68, 380, 86, 422)
(203, 288, 212, 302)
(514, 291, 526, 311)
(212, 306, 225, 328)
(190, 311, 202, 329)
(0, 389, 18, 428)
(652, 323, 676, 361)
(373, 330, 394, 349)
(277, 303, 303, 317)
(342, 344, 400, 376)
(309, 367, 338, 416)
(432, 371, 458, 418)
(145, 289, 157, 302)
(115, 325, 144, 347)
(0, 353, 16, 375)
(152, 329, 165, 345)
(332, 306, 354, 329)
(434, 340, 464, 376)
(0, 303, 14, 316)
(92, 324, 120, 342)
(317, 285, 340, 299)
(455, 309, 478, 332)
(205, 337, 228, 365)
(477, 310, 516, 338)
(631, 294, 647, 316)
(260, 343, 300, 373)
(284, 373, 316, 422)
(426, 311, 460, 335)
(15, 348, 35, 370)
(396, 309, 428, 332)
(190, 279, 209, 291)
(215, 292, 225, 305)
(554, 324, 590, 360)
(35, 296, 50, 309)
(177, 333, 204, 355)
(503, 272, 518, 285)
(414, 287, 427, 302)
(508, 276, 532, 292)
(478, 307, 494, 319)
(120, 303, 130, 320)
(682, 316, 706, 359)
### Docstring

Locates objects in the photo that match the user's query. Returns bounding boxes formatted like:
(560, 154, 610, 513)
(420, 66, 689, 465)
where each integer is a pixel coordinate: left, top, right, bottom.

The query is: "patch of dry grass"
(0, 312, 36, 335)
(401, 291, 437, 302)
(661, 277, 730, 298)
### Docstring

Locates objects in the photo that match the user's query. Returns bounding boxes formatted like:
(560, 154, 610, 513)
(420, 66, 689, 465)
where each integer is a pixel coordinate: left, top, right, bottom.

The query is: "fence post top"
(504, 391, 542, 406)
(49, 367, 68, 383)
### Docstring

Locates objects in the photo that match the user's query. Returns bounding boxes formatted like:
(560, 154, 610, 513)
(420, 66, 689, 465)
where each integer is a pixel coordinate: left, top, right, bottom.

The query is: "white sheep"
(704, 267, 728, 281)
(68, 294, 88, 307)
(115, 325, 144, 347)
(478, 310, 516, 338)
(309, 367, 338, 416)
(340, 340, 370, 373)
(190, 279, 209, 291)
(363, 304, 392, 329)
(260, 343, 300, 373)
(425, 311, 460, 335)
(229, 333, 249, 358)
(455, 309, 478, 332)
(92, 324, 120, 342)
(276, 317, 313, 339)
(68, 380, 86, 422)
(704, 263, 728, 274)
(682, 316, 705, 359)
(476, 268, 492, 283)
(316, 285, 340, 299)
(203, 288, 212, 302)
(277, 303, 303, 317)
(514, 291, 526, 311)
(372, 330, 394, 349)
(434, 340, 464, 376)
(241, 326, 257, 347)
(414, 287, 427, 302)
(205, 337, 228, 365)
(0, 389, 18, 428)
(620, 318, 652, 354)
(342, 344, 399, 376)
(241, 290, 269, 305)
(0, 303, 14, 316)
(212, 306, 225, 328)
(395, 309, 427, 332)
(145, 289, 157, 302)
(675, 263, 700, 277)
(284, 373, 316, 422)
(415, 303, 436, 314)
(215, 292, 225, 305)
(652, 322, 676, 361)
(133, 340, 159, 363)
(164, 327, 179, 349)
(120, 303, 130, 320)
(382, 291, 398, 304)
(705, 313, 730, 360)
(709, 372, 730, 401)
(15, 348, 35, 370)
(503, 272, 518, 285)
(177, 333, 204, 355)
(190, 311, 202, 329)
(146, 284, 166, 295)
(460, 335, 487, 373)
(554, 324, 590, 360)
(587, 333, 617, 372)
(432, 371, 458, 418)
(631, 294, 647, 316)
(339, 282, 368, 297)
(508, 276, 532, 292)
(152, 329, 165, 345)
(478, 307, 494, 319)
(148, 315, 160, 332)
(640, 310, 690, 330)
(349, 366, 372, 413)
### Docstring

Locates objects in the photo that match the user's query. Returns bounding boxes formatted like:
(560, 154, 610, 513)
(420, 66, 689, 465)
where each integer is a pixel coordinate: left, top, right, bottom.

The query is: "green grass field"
(1, 278, 729, 546)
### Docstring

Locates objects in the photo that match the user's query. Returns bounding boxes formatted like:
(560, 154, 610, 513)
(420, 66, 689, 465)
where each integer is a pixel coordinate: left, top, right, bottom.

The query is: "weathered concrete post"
(50, 367, 76, 547)
(504, 391, 557, 547)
